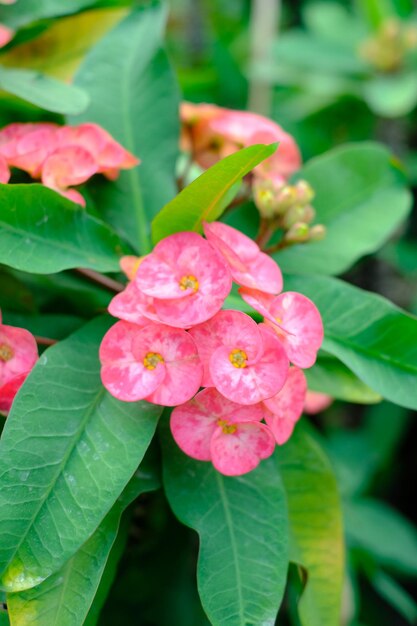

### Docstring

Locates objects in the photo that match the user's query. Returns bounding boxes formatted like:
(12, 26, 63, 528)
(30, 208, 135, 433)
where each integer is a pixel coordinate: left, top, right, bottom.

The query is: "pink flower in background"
(190, 310, 288, 404)
(0, 155, 10, 183)
(0, 23, 13, 48)
(0, 123, 58, 176)
(99, 320, 203, 406)
(181, 102, 301, 182)
(42, 145, 98, 206)
(56, 123, 139, 179)
(304, 390, 333, 414)
(119, 255, 143, 281)
(262, 366, 307, 444)
(171, 388, 275, 475)
(239, 288, 324, 368)
(204, 221, 283, 294)
(135, 232, 232, 327)
(0, 311, 38, 413)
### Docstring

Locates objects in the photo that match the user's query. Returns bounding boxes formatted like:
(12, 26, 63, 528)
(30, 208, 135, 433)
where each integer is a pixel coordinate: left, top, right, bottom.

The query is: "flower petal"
(263, 366, 306, 444)
(210, 421, 275, 476)
(108, 281, 159, 325)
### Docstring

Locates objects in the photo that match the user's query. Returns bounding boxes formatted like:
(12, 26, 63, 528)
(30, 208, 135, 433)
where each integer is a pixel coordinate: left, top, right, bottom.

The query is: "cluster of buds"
(359, 18, 417, 73)
(254, 178, 326, 246)
(0, 310, 38, 415)
(100, 221, 324, 476)
(0, 0, 16, 49)
(0, 122, 139, 205)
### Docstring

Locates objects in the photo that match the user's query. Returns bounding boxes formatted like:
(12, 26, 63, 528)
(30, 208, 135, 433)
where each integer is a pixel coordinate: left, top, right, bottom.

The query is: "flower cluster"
(100, 221, 324, 476)
(0, 121, 139, 205)
(181, 102, 301, 187)
(0, 310, 38, 414)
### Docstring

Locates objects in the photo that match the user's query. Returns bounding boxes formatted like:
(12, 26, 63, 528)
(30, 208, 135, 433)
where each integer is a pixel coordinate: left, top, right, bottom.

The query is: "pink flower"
(180, 102, 301, 181)
(170, 388, 275, 476)
(56, 123, 139, 179)
(119, 255, 143, 281)
(262, 366, 307, 444)
(0, 312, 38, 413)
(0, 23, 13, 48)
(1, 123, 58, 177)
(239, 288, 324, 368)
(99, 320, 203, 406)
(0, 155, 10, 183)
(135, 232, 232, 328)
(42, 145, 98, 205)
(304, 391, 333, 414)
(189, 310, 288, 404)
(108, 281, 159, 326)
(203, 221, 283, 294)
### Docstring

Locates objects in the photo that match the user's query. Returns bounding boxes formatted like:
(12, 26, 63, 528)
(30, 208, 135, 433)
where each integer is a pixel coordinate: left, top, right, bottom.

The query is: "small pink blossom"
(0, 23, 13, 48)
(135, 232, 232, 327)
(0, 312, 38, 413)
(262, 366, 307, 444)
(56, 123, 139, 179)
(1, 123, 58, 177)
(239, 288, 324, 368)
(99, 320, 203, 406)
(108, 281, 160, 326)
(0, 155, 10, 183)
(170, 387, 275, 476)
(42, 145, 98, 204)
(190, 310, 288, 404)
(204, 221, 283, 294)
(304, 390, 333, 414)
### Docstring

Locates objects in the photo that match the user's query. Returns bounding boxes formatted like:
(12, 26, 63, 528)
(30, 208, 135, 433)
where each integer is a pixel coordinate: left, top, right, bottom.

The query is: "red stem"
(75, 268, 125, 293)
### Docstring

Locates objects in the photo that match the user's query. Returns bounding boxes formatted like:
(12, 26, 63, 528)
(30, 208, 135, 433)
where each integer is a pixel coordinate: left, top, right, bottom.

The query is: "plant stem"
(248, 0, 280, 115)
(35, 335, 57, 346)
(75, 268, 125, 293)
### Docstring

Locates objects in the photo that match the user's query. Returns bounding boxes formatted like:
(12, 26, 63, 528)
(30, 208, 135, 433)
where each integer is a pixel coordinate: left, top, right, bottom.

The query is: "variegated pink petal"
(0, 373, 27, 414)
(109, 281, 160, 325)
(189, 310, 263, 387)
(209, 325, 288, 405)
(263, 367, 306, 444)
(210, 421, 275, 476)
(0, 324, 38, 387)
(42, 145, 98, 189)
(100, 321, 166, 402)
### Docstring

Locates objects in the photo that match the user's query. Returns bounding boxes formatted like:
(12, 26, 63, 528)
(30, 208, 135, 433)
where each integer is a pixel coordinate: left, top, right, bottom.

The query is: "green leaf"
(0, 68, 90, 115)
(306, 354, 382, 403)
(1, 312, 83, 341)
(162, 424, 288, 626)
(0, 317, 161, 592)
(345, 498, 417, 575)
(363, 73, 417, 118)
(276, 143, 412, 275)
(0, 184, 131, 274)
(6, 464, 159, 626)
(370, 570, 417, 624)
(151, 143, 277, 244)
(284, 274, 417, 410)
(71, 5, 180, 253)
(276, 424, 344, 626)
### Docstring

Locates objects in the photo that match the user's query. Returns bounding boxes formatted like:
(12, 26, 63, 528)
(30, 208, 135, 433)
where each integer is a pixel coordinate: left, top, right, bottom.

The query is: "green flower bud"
(284, 222, 310, 243)
(295, 180, 315, 206)
(309, 224, 327, 241)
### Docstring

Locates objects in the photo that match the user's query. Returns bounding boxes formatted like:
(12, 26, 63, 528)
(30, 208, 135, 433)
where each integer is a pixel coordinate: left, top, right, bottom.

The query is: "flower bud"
(276, 185, 298, 212)
(284, 222, 310, 243)
(253, 180, 279, 219)
(295, 180, 315, 206)
(309, 224, 327, 241)
(283, 203, 316, 229)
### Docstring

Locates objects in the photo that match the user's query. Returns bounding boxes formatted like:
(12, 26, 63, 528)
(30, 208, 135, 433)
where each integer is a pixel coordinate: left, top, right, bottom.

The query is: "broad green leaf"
(0, 184, 131, 273)
(0, 68, 90, 115)
(370, 570, 417, 623)
(345, 498, 417, 575)
(162, 425, 288, 626)
(0, 8, 128, 82)
(284, 274, 417, 410)
(0, 0, 129, 28)
(363, 73, 417, 117)
(277, 425, 344, 626)
(306, 354, 382, 403)
(0, 317, 161, 592)
(152, 144, 276, 244)
(6, 464, 160, 626)
(276, 143, 412, 275)
(71, 5, 180, 253)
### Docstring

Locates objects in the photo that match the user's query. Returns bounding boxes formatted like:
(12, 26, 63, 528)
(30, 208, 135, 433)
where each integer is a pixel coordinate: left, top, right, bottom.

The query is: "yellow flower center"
(275, 316, 283, 325)
(143, 352, 164, 370)
(0, 343, 14, 362)
(229, 348, 248, 368)
(179, 274, 199, 292)
(217, 419, 237, 435)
